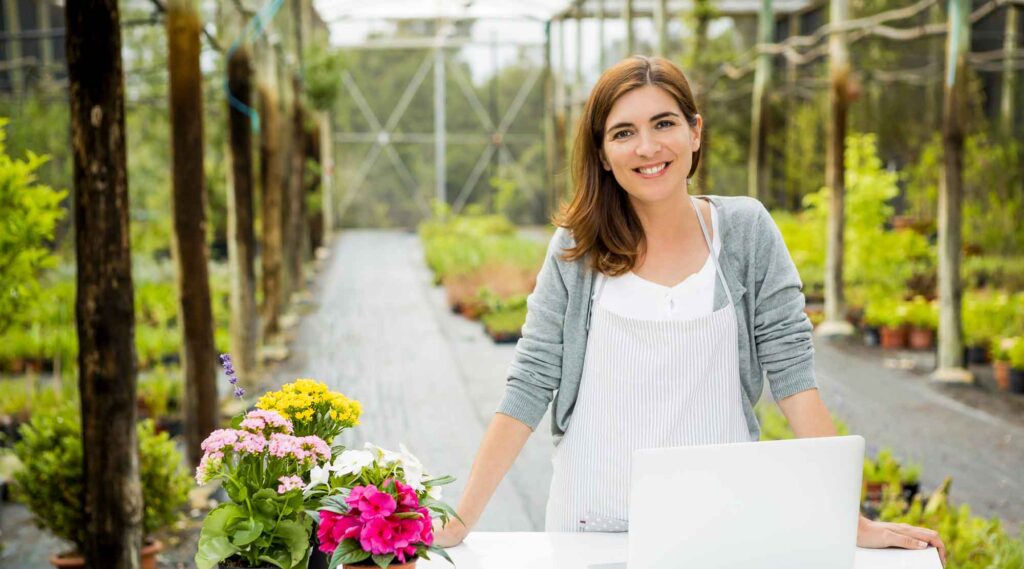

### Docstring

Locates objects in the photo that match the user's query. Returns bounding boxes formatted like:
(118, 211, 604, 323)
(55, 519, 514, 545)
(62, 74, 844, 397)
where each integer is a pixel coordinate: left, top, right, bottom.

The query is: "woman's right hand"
(432, 517, 469, 548)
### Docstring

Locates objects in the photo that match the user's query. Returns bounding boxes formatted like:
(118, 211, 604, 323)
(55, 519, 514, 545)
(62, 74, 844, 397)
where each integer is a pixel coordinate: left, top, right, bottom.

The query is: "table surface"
(419, 532, 943, 569)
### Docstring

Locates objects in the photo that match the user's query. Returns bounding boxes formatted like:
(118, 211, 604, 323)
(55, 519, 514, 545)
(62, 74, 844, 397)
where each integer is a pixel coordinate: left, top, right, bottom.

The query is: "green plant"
(137, 366, 183, 420)
(0, 118, 68, 334)
(1009, 338, 1024, 369)
(863, 448, 921, 486)
(12, 403, 190, 553)
(905, 296, 938, 330)
(991, 337, 1019, 363)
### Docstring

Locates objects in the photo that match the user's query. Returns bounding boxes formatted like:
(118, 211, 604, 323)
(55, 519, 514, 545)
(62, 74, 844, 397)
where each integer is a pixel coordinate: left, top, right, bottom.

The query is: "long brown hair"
(554, 55, 702, 276)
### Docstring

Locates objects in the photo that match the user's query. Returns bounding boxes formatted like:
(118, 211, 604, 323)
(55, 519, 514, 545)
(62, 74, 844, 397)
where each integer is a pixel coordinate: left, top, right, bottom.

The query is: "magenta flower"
(346, 485, 397, 520)
(388, 478, 419, 509)
(317, 511, 364, 554)
(359, 517, 396, 555)
(395, 545, 418, 564)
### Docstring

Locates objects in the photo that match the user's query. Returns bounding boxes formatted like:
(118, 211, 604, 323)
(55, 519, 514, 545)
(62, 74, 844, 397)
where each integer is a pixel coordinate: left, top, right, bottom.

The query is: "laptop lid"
(627, 435, 865, 569)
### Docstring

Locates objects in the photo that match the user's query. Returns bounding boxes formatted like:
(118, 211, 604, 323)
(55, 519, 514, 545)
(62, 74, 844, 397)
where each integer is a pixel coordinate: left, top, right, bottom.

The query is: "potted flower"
(867, 298, 909, 350)
(12, 404, 190, 569)
(193, 408, 332, 569)
(196, 356, 363, 569)
(1009, 338, 1024, 395)
(305, 442, 460, 569)
(991, 337, 1018, 392)
(905, 296, 938, 351)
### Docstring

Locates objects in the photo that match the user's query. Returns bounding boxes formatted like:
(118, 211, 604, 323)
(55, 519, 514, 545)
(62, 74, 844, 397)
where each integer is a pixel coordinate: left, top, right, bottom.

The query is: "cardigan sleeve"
(494, 228, 569, 430)
(750, 203, 818, 401)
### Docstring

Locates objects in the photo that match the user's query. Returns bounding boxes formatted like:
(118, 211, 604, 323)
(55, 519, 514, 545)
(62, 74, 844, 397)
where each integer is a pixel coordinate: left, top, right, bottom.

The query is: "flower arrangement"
(306, 443, 460, 569)
(256, 378, 362, 443)
(196, 354, 362, 569)
(194, 408, 331, 569)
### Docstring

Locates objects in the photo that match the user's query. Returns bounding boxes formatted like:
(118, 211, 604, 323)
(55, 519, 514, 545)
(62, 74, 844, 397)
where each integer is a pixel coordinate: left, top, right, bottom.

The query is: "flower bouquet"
(195, 355, 363, 569)
(305, 443, 461, 569)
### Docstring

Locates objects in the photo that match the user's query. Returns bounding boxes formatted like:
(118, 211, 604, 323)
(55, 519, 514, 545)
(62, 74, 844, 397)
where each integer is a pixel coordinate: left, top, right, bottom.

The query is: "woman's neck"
(630, 187, 696, 246)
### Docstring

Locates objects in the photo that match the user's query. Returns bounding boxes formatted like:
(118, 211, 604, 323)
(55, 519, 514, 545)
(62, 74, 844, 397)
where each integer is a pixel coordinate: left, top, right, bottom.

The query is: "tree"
(167, 0, 219, 464)
(65, 1, 143, 566)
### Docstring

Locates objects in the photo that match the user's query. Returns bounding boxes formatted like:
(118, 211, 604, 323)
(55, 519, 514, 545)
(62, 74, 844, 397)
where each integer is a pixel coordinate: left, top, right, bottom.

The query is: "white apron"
(544, 196, 753, 532)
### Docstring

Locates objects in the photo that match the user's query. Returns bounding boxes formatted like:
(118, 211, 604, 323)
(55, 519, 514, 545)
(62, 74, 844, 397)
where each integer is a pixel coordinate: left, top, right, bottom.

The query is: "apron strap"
(691, 196, 735, 307)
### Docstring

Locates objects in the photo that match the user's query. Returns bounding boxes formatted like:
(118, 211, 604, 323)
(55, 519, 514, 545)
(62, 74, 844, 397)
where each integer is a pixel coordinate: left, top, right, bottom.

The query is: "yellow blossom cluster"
(256, 379, 362, 430)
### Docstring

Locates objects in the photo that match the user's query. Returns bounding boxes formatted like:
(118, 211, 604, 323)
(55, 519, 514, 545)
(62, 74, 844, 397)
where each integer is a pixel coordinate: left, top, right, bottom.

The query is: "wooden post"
(320, 111, 335, 239)
(65, 1, 143, 566)
(574, 8, 584, 140)
(693, 0, 712, 193)
(1001, 5, 1018, 138)
(623, 0, 634, 57)
(819, 0, 855, 338)
(259, 42, 285, 337)
(933, 0, 972, 383)
(598, 0, 606, 71)
(167, 0, 219, 465)
(288, 76, 307, 290)
(557, 18, 571, 200)
(747, 0, 772, 203)
(227, 41, 260, 380)
(38, 1, 54, 84)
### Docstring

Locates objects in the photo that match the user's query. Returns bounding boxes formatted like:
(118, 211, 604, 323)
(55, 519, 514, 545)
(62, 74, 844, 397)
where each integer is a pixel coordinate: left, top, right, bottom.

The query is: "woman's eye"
(656, 120, 675, 128)
(612, 130, 631, 140)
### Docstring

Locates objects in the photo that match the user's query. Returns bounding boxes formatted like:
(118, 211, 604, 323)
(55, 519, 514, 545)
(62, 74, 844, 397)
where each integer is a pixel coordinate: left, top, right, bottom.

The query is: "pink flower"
(346, 485, 397, 520)
(200, 429, 240, 454)
(359, 517, 396, 555)
(392, 515, 423, 549)
(277, 475, 304, 494)
(317, 511, 363, 554)
(387, 478, 419, 509)
(395, 545, 418, 564)
(234, 431, 267, 454)
(194, 451, 224, 484)
(417, 507, 434, 546)
(240, 409, 294, 434)
(298, 435, 331, 462)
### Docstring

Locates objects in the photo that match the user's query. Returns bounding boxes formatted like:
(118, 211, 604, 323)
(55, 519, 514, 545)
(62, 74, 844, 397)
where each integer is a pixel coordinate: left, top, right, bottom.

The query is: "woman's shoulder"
(703, 195, 771, 223)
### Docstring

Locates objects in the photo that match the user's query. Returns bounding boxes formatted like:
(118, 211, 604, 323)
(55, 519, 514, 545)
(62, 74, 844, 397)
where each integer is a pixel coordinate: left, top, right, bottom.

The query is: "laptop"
(616, 435, 865, 569)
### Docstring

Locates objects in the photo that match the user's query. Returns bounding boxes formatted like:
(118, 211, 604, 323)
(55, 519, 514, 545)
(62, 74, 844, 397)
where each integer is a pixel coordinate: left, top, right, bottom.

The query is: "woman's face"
(599, 85, 701, 206)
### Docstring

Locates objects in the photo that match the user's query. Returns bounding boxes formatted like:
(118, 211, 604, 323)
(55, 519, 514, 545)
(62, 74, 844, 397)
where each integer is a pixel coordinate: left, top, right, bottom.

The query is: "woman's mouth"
(632, 161, 671, 179)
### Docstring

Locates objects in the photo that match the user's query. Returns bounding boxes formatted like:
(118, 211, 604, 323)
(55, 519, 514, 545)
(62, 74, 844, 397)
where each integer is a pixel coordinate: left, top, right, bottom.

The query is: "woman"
(434, 56, 945, 564)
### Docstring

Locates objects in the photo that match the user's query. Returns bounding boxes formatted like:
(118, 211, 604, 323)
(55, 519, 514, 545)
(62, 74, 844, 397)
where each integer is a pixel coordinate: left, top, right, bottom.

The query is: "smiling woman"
(432, 56, 947, 566)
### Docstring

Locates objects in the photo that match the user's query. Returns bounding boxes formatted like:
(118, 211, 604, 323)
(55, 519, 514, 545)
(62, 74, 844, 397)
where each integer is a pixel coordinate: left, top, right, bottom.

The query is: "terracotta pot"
(880, 326, 908, 350)
(908, 328, 934, 351)
(994, 361, 1011, 391)
(50, 540, 162, 569)
(344, 559, 418, 569)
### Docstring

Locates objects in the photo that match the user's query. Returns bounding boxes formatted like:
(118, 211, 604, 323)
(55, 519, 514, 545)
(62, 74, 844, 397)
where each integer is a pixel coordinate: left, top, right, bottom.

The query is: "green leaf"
(230, 519, 264, 547)
(195, 535, 240, 569)
(393, 511, 423, 519)
(372, 553, 395, 568)
(274, 519, 312, 568)
(331, 539, 371, 567)
(427, 545, 456, 566)
(258, 551, 290, 569)
(201, 503, 247, 538)
(422, 475, 455, 486)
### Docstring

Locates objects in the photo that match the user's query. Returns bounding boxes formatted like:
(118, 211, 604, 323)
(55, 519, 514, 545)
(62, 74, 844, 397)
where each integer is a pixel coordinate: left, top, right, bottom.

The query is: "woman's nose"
(634, 131, 660, 157)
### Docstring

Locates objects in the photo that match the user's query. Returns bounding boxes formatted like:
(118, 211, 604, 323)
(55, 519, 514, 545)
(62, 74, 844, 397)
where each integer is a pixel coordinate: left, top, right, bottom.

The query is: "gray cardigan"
(495, 195, 818, 445)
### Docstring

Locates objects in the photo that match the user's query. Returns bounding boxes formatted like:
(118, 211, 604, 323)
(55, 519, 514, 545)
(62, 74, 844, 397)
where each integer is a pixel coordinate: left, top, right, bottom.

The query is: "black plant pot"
(1010, 368, 1024, 394)
(309, 534, 329, 569)
(862, 327, 880, 347)
(965, 345, 989, 365)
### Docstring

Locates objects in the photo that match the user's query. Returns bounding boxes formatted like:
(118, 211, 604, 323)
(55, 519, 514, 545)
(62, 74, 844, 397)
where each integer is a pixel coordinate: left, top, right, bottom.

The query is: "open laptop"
(606, 435, 865, 569)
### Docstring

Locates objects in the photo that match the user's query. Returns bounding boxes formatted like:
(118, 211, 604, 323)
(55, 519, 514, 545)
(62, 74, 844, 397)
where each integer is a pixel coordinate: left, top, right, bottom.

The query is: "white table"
(420, 532, 943, 569)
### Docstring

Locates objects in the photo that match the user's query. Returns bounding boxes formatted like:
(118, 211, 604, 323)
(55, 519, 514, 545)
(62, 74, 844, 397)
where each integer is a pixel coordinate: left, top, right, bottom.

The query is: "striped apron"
(544, 196, 753, 532)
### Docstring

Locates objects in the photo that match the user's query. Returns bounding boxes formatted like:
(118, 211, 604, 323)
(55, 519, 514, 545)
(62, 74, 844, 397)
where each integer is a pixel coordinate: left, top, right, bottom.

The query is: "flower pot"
(901, 482, 921, 503)
(1010, 368, 1024, 394)
(864, 481, 884, 503)
(880, 326, 907, 350)
(862, 327, 880, 347)
(908, 328, 934, 351)
(344, 559, 418, 569)
(49, 541, 161, 569)
(994, 361, 1012, 391)
(965, 345, 989, 365)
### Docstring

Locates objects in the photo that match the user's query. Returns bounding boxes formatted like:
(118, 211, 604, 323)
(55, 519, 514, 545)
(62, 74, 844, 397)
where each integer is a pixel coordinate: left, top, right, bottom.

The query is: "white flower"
(397, 443, 427, 491)
(331, 449, 375, 476)
(427, 485, 443, 501)
(304, 465, 330, 493)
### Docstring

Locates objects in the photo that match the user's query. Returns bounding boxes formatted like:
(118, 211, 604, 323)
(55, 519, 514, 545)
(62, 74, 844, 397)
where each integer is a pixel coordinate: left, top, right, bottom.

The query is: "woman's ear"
(599, 149, 611, 171)
(692, 114, 703, 149)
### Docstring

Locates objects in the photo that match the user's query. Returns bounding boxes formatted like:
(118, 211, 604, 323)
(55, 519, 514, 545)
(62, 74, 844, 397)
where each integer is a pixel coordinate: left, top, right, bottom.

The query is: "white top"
(422, 533, 944, 569)
(597, 203, 720, 321)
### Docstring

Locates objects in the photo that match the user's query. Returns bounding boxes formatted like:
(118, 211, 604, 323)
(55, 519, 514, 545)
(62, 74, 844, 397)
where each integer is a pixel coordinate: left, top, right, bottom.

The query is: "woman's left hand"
(857, 516, 947, 567)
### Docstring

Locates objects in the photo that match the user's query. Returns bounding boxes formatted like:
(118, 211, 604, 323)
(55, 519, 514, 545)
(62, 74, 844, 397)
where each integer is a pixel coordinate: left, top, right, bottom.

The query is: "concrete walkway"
(273, 229, 1022, 533)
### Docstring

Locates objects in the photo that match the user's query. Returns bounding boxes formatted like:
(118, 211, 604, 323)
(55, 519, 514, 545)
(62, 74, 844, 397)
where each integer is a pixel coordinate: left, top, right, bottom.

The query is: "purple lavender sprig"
(219, 353, 245, 399)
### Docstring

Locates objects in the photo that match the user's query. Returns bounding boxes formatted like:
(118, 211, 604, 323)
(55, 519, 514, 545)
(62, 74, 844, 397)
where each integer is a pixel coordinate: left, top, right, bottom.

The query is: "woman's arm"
(433, 413, 533, 547)
(777, 390, 947, 566)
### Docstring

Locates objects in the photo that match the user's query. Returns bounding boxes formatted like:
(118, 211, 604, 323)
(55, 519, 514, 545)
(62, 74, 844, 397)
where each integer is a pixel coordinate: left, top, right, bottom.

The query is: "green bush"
(863, 448, 921, 486)
(137, 366, 183, 420)
(905, 296, 938, 331)
(962, 292, 1024, 348)
(1009, 338, 1024, 369)
(0, 118, 68, 334)
(12, 404, 190, 553)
